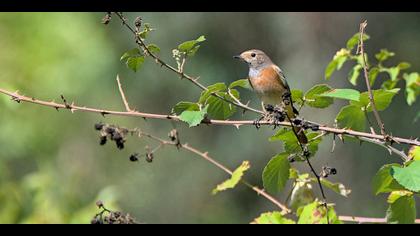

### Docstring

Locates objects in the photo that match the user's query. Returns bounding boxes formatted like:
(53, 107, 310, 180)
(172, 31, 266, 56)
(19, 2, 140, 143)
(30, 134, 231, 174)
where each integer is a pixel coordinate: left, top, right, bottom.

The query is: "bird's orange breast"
(249, 66, 285, 94)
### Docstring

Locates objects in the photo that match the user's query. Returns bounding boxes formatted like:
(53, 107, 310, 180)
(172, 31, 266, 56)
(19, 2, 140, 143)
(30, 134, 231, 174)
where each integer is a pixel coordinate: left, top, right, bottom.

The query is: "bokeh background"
(0, 12, 419, 223)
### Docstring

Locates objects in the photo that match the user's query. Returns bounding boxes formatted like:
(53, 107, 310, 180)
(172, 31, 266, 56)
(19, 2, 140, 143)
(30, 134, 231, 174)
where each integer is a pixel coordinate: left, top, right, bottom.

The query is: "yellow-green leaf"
(212, 161, 250, 195)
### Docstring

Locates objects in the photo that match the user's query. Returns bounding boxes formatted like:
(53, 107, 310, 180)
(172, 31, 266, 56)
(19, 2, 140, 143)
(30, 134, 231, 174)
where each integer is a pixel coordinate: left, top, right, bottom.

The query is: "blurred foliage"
(0, 12, 419, 223)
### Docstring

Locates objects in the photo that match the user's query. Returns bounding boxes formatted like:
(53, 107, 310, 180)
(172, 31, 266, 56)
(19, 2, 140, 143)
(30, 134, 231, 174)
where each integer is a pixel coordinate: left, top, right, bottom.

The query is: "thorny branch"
(358, 20, 387, 137)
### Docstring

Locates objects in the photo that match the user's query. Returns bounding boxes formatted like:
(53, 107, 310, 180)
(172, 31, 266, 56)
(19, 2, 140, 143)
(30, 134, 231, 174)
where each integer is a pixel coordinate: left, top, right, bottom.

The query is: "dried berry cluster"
(91, 200, 138, 224)
(95, 123, 128, 150)
(320, 166, 337, 178)
(128, 147, 154, 163)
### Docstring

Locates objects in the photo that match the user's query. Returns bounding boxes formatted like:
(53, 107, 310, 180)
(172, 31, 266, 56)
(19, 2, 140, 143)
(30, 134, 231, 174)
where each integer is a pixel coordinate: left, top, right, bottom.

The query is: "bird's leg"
(253, 103, 274, 129)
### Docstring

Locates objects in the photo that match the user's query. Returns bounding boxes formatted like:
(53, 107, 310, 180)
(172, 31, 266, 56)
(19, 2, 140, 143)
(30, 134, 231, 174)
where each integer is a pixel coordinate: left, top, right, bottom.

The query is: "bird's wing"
(271, 65, 299, 115)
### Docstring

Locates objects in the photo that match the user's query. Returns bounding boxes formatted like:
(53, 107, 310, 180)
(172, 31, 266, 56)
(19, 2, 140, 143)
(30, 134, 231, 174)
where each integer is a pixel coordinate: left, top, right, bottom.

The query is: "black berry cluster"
(95, 123, 128, 150)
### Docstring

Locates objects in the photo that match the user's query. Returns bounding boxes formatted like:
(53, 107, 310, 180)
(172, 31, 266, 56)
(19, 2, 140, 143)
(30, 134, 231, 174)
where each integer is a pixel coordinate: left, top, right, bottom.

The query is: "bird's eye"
(251, 53, 256, 58)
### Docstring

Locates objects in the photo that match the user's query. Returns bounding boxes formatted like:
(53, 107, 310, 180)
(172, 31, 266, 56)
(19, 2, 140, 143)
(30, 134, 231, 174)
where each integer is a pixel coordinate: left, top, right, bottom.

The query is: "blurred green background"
(0, 12, 419, 223)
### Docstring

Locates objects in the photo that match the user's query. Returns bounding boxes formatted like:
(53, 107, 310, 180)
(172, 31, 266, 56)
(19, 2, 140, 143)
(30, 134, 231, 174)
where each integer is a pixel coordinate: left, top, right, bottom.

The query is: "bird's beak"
(233, 55, 242, 60)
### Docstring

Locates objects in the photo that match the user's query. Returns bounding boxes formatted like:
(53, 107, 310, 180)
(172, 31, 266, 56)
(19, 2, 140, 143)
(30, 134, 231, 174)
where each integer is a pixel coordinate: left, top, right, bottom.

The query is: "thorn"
(234, 124, 242, 130)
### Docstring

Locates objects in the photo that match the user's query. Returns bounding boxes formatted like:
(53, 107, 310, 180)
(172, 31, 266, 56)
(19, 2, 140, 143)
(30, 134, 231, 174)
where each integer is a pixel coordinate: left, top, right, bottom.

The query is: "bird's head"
(233, 49, 272, 69)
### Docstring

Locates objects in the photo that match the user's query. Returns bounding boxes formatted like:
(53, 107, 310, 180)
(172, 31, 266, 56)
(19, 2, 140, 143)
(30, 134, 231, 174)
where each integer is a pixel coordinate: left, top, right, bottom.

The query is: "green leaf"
(386, 195, 416, 224)
(229, 79, 251, 90)
(348, 64, 362, 86)
(252, 212, 295, 224)
(372, 164, 405, 195)
(291, 89, 304, 106)
(199, 83, 227, 104)
(369, 67, 380, 86)
(304, 84, 334, 108)
(336, 105, 365, 131)
(346, 33, 370, 50)
(351, 89, 400, 112)
(172, 101, 200, 114)
(404, 73, 420, 106)
(179, 105, 208, 127)
(269, 129, 322, 157)
(252, 212, 296, 224)
(398, 62, 411, 70)
(178, 35, 206, 56)
(319, 179, 351, 197)
(298, 201, 342, 224)
(375, 49, 395, 62)
(385, 67, 400, 81)
(262, 153, 290, 194)
(120, 48, 141, 61)
(126, 56, 145, 72)
(391, 161, 420, 192)
(409, 146, 420, 161)
(325, 49, 350, 80)
(319, 89, 360, 102)
(147, 44, 161, 54)
(212, 161, 250, 195)
(205, 90, 239, 120)
(387, 190, 413, 204)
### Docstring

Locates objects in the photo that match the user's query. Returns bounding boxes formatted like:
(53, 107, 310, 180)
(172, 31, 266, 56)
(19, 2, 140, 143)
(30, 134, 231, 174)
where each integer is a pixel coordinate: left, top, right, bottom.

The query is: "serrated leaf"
(147, 44, 160, 54)
(304, 84, 334, 108)
(372, 164, 405, 195)
(269, 129, 322, 157)
(319, 89, 360, 102)
(179, 105, 208, 127)
(229, 79, 251, 90)
(120, 48, 141, 61)
(351, 89, 400, 112)
(252, 212, 295, 224)
(126, 56, 145, 72)
(336, 105, 365, 131)
(348, 64, 362, 86)
(212, 161, 250, 195)
(375, 49, 395, 62)
(298, 201, 342, 224)
(346, 33, 370, 50)
(204, 90, 239, 120)
(262, 153, 290, 194)
(199, 83, 227, 104)
(319, 179, 351, 197)
(172, 101, 200, 114)
(391, 161, 420, 192)
(386, 195, 416, 224)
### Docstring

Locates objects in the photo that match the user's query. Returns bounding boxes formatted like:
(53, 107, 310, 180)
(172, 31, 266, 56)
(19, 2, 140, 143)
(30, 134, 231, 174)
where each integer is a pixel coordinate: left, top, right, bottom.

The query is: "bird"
(234, 49, 308, 144)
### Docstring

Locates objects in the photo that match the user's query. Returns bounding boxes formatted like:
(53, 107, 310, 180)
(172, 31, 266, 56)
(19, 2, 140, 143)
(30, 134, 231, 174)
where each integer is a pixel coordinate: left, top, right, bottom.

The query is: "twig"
(0, 87, 419, 147)
(113, 12, 262, 115)
(130, 129, 291, 214)
(358, 136, 409, 162)
(339, 215, 420, 224)
(116, 75, 132, 112)
(358, 20, 387, 137)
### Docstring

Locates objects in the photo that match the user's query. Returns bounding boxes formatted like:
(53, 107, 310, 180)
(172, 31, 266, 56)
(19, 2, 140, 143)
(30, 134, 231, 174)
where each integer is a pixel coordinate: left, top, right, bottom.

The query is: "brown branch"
(339, 215, 420, 224)
(0, 87, 419, 147)
(358, 20, 387, 137)
(116, 75, 132, 112)
(130, 128, 291, 214)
